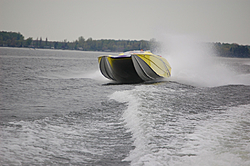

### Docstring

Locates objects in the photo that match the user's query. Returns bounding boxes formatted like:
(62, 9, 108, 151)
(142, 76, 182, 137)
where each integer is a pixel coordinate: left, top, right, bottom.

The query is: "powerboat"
(98, 50, 171, 83)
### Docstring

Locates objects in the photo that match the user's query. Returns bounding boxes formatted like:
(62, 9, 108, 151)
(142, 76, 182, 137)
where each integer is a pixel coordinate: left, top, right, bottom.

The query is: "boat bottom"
(110, 57, 144, 83)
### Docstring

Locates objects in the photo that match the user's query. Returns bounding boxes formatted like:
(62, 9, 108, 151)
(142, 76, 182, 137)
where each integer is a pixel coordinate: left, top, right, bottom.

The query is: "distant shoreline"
(0, 46, 120, 54)
(1, 31, 250, 58)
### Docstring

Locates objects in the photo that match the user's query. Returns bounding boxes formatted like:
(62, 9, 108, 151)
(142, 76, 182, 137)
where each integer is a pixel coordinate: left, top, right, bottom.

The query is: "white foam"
(110, 85, 170, 165)
(110, 86, 148, 162)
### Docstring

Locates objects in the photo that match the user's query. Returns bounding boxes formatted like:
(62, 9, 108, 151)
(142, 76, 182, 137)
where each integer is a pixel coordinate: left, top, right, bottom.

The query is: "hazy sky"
(1, 0, 249, 44)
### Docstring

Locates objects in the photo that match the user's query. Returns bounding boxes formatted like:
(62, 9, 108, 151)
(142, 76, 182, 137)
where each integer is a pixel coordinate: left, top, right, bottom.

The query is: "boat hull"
(98, 52, 171, 83)
(99, 56, 143, 83)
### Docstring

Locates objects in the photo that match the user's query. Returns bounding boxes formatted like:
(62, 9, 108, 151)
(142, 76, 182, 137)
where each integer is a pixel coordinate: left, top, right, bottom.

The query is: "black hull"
(99, 56, 143, 83)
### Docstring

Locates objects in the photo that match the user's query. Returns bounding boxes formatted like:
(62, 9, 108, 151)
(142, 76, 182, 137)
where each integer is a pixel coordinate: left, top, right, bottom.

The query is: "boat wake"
(110, 84, 250, 166)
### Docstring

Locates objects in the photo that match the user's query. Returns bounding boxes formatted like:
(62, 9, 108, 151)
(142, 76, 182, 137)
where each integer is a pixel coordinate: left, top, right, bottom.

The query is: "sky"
(1, 0, 250, 45)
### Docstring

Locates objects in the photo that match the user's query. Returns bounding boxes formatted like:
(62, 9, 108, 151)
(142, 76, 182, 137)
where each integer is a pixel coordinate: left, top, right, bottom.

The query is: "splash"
(157, 34, 250, 87)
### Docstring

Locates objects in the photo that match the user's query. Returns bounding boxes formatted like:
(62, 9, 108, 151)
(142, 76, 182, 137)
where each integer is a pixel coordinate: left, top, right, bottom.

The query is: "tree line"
(0, 31, 152, 52)
(0, 31, 249, 58)
(214, 42, 250, 58)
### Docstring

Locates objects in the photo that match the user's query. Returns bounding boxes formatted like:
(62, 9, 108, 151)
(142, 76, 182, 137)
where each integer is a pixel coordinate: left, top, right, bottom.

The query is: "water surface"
(1, 47, 250, 165)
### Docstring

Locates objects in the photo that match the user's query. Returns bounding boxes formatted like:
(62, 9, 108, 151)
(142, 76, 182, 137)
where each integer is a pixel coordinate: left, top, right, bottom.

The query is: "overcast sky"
(1, 0, 249, 44)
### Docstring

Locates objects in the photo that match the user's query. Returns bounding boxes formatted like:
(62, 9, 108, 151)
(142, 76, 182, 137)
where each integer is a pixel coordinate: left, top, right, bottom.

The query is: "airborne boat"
(98, 50, 171, 83)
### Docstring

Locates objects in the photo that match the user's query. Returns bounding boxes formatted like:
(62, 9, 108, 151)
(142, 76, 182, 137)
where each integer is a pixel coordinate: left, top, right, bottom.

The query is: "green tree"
(78, 36, 85, 49)
(73, 40, 78, 50)
(25, 37, 33, 46)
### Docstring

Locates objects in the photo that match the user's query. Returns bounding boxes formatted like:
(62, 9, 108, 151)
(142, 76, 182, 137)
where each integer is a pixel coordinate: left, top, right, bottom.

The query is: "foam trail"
(157, 34, 250, 87)
(109, 87, 147, 164)
(110, 86, 172, 165)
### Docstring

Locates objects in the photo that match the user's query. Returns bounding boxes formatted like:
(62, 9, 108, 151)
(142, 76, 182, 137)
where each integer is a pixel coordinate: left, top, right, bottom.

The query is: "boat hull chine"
(131, 55, 160, 81)
(99, 56, 115, 81)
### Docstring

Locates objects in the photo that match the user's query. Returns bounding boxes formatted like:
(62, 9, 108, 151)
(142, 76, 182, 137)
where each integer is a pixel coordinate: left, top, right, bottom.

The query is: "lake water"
(0, 47, 250, 165)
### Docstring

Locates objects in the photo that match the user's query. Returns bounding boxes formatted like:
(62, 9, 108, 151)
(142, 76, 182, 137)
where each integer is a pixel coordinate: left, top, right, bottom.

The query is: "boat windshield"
(121, 50, 149, 55)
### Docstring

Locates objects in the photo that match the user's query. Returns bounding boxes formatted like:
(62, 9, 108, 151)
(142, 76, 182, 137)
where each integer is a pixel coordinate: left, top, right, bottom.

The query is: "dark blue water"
(1, 47, 250, 165)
